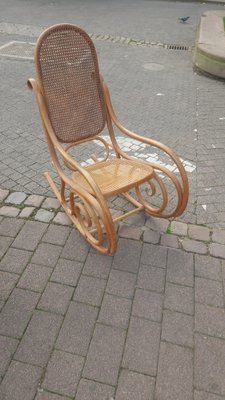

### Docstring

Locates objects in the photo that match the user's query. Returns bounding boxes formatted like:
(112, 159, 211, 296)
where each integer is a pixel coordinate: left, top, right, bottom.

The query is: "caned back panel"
(35, 24, 106, 143)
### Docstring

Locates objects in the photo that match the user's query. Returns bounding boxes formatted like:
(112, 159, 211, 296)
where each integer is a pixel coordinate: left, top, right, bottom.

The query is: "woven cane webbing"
(72, 159, 154, 197)
(35, 24, 106, 143)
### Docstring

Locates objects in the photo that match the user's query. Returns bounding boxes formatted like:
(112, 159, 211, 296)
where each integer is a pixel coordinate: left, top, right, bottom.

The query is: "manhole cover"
(0, 41, 35, 59)
(143, 63, 165, 71)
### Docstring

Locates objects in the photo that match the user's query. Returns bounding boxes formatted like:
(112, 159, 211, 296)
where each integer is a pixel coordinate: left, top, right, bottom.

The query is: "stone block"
(51, 258, 82, 287)
(132, 288, 163, 322)
(98, 294, 132, 328)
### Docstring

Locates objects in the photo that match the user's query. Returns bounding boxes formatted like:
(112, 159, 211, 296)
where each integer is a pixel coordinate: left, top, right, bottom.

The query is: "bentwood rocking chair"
(28, 24, 189, 254)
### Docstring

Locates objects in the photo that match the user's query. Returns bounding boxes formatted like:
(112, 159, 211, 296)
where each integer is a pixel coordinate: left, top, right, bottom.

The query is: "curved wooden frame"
(28, 24, 189, 254)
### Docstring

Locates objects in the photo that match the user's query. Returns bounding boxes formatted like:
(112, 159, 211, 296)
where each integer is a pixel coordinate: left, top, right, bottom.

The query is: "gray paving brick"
(162, 309, 193, 348)
(83, 253, 112, 279)
(24, 194, 44, 207)
(0, 189, 9, 201)
(194, 390, 225, 400)
(0, 206, 19, 217)
(76, 379, 115, 400)
(141, 243, 167, 268)
(164, 283, 194, 315)
(61, 230, 89, 262)
(0, 217, 24, 237)
(19, 206, 35, 218)
(0, 336, 18, 381)
(35, 209, 55, 222)
(212, 229, 225, 245)
(195, 255, 222, 281)
(118, 224, 142, 240)
(112, 238, 142, 273)
(73, 275, 106, 306)
(155, 342, 193, 400)
(51, 258, 83, 287)
(35, 392, 71, 400)
(195, 277, 224, 307)
(171, 221, 188, 236)
(0, 301, 4, 311)
(6, 192, 27, 204)
(146, 217, 169, 233)
(210, 243, 225, 259)
(137, 265, 166, 293)
(167, 248, 194, 287)
(42, 197, 60, 209)
(182, 239, 208, 255)
(132, 288, 163, 322)
(56, 302, 98, 356)
(0, 248, 31, 274)
(15, 310, 63, 367)
(189, 224, 210, 241)
(0, 236, 13, 258)
(195, 303, 225, 339)
(143, 229, 160, 244)
(17, 263, 52, 292)
(53, 212, 71, 226)
(42, 350, 84, 397)
(0, 271, 18, 300)
(125, 212, 146, 227)
(98, 294, 132, 328)
(0, 360, 42, 400)
(83, 323, 126, 385)
(106, 269, 136, 298)
(42, 225, 71, 246)
(0, 288, 39, 338)
(115, 370, 155, 400)
(12, 221, 47, 251)
(38, 282, 73, 314)
(122, 317, 160, 375)
(31, 243, 62, 268)
(160, 233, 179, 248)
(195, 333, 225, 396)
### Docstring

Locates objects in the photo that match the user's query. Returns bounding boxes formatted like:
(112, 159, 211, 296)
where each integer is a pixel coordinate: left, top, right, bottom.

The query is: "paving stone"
(35, 392, 71, 400)
(61, 230, 89, 262)
(210, 243, 225, 259)
(155, 342, 193, 400)
(0, 360, 42, 400)
(50, 258, 82, 286)
(6, 191, 27, 205)
(83, 323, 126, 386)
(164, 283, 194, 315)
(31, 243, 62, 268)
(212, 229, 225, 245)
(17, 263, 52, 292)
(0, 248, 31, 274)
(0, 188, 9, 201)
(0, 217, 24, 237)
(162, 309, 193, 348)
(0, 301, 4, 311)
(194, 390, 225, 400)
(188, 224, 210, 242)
(73, 275, 106, 306)
(12, 221, 47, 251)
(195, 333, 225, 396)
(115, 370, 155, 400)
(76, 379, 115, 400)
(0, 288, 39, 338)
(137, 265, 166, 293)
(56, 302, 98, 356)
(42, 350, 84, 397)
(195, 277, 224, 307)
(0, 236, 13, 258)
(42, 225, 71, 246)
(112, 238, 142, 273)
(122, 317, 160, 376)
(167, 248, 194, 287)
(0, 271, 18, 300)
(141, 243, 167, 268)
(171, 221, 188, 236)
(42, 197, 60, 209)
(24, 194, 44, 207)
(132, 288, 163, 322)
(160, 233, 179, 248)
(15, 310, 62, 367)
(125, 212, 146, 227)
(106, 269, 136, 298)
(0, 206, 19, 217)
(98, 294, 132, 328)
(143, 229, 160, 244)
(83, 253, 112, 279)
(146, 217, 169, 233)
(195, 303, 225, 340)
(19, 206, 35, 218)
(195, 255, 222, 281)
(38, 282, 73, 314)
(0, 336, 18, 380)
(53, 212, 71, 225)
(182, 239, 208, 255)
(118, 224, 142, 240)
(35, 209, 55, 222)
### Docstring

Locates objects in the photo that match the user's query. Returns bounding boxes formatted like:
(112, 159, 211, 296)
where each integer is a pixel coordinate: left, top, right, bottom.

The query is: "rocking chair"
(28, 24, 189, 254)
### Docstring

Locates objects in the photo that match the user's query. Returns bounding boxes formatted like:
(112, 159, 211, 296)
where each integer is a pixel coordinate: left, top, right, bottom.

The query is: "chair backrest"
(35, 24, 106, 143)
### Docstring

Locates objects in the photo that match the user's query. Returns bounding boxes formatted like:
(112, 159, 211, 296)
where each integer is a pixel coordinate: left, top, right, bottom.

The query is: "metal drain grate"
(165, 44, 191, 51)
(0, 41, 35, 60)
